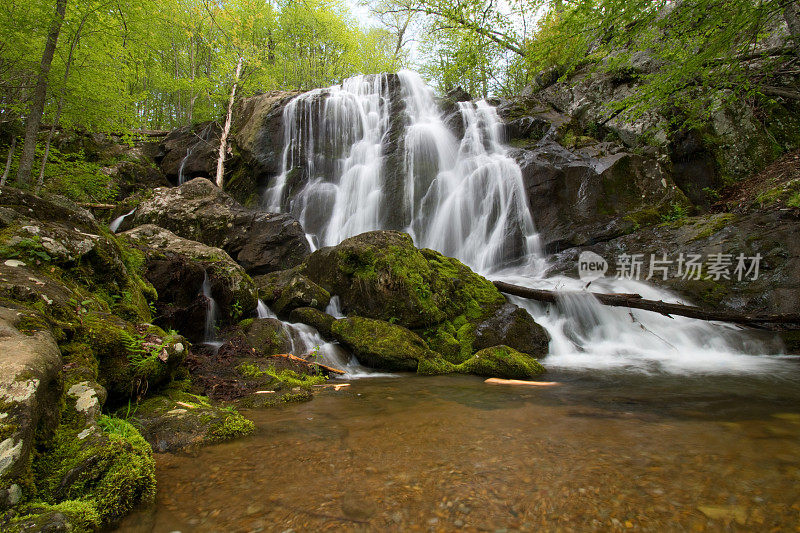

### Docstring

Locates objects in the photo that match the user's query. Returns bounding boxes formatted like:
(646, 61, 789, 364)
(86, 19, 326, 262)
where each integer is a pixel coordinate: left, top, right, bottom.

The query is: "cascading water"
(109, 207, 136, 233)
(201, 271, 222, 350)
(255, 299, 389, 378)
(262, 70, 791, 374)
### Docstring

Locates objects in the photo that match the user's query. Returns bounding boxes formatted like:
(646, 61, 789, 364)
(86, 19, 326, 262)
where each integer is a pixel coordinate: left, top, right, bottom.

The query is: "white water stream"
(261, 70, 792, 375)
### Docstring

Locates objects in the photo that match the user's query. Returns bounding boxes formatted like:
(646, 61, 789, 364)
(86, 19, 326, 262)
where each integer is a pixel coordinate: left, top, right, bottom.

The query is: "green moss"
(237, 363, 328, 389)
(417, 357, 458, 375)
(331, 316, 436, 371)
(208, 412, 256, 442)
(11, 500, 100, 533)
(32, 419, 155, 527)
(456, 345, 545, 379)
(690, 213, 736, 241)
(623, 208, 661, 230)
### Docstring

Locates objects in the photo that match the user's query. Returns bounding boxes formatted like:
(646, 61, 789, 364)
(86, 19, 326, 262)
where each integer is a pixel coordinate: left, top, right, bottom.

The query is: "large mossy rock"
(122, 385, 254, 453)
(330, 316, 438, 371)
(289, 231, 550, 375)
(122, 224, 258, 342)
(302, 231, 506, 329)
(122, 178, 311, 275)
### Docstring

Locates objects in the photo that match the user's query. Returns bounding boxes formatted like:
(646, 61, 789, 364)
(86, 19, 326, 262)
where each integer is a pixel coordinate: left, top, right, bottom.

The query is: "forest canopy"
(1, 0, 798, 189)
(0, 0, 400, 133)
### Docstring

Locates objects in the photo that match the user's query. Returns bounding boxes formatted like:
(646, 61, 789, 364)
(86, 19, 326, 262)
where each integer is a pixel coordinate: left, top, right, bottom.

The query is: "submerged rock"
(123, 178, 310, 275)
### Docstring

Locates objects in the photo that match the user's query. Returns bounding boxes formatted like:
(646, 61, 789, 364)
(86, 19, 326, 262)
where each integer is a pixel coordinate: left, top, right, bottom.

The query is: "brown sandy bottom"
(114, 374, 800, 532)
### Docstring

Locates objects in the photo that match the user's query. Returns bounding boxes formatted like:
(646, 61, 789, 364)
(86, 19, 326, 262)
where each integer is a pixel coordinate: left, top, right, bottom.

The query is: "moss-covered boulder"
(122, 224, 258, 341)
(303, 231, 505, 329)
(75, 315, 186, 404)
(253, 268, 330, 316)
(289, 307, 335, 338)
(330, 316, 439, 371)
(293, 231, 550, 374)
(235, 318, 293, 356)
(122, 384, 254, 453)
(457, 345, 545, 379)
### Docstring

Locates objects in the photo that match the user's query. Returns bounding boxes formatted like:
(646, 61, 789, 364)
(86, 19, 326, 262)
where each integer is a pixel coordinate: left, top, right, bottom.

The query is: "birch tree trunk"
(215, 55, 243, 188)
(0, 138, 16, 187)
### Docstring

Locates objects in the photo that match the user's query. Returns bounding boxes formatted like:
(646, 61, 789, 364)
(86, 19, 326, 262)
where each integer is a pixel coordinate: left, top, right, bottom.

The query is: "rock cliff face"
(121, 178, 311, 275)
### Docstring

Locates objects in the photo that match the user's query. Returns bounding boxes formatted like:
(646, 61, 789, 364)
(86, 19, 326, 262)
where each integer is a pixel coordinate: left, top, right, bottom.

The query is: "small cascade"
(200, 271, 222, 350)
(325, 296, 344, 318)
(109, 208, 136, 233)
(178, 123, 215, 185)
(260, 70, 789, 375)
(255, 300, 390, 378)
(256, 299, 276, 319)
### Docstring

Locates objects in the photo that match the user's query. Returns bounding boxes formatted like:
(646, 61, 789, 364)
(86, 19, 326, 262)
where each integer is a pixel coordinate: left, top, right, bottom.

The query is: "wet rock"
(227, 91, 305, 207)
(122, 224, 258, 341)
(548, 209, 800, 316)
(236, 318, 293, 356)
(512, 143, 688, 253)
(458, 345, 545, 379)
(289, 307, 335, 338)
(125, 386, 254, 453)
(124, 178, 310, 275)
(473, 304, 549, 356)
(330, 316, 438, 371)
(253, 269, 330, 316)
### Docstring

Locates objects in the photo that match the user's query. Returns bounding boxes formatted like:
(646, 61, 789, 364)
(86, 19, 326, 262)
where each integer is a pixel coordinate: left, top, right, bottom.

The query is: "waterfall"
(261, 70, 789, 374)
(200, 271, 222, 350)
(109, 207, 136, 233)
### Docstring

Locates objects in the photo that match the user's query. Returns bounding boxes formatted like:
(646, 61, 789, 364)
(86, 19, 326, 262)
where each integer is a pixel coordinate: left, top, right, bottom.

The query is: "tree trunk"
(36, 16, 83, 195)
(215, 55, 243, 188)
(492, 281, 800, 328)
(0, 138, 16, 187)
(16, 0, 68, 187)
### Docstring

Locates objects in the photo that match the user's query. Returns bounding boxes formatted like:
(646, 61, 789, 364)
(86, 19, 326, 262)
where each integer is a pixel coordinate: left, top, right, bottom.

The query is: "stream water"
(116, 372, 800, 531)
(116, 72, 800, 531)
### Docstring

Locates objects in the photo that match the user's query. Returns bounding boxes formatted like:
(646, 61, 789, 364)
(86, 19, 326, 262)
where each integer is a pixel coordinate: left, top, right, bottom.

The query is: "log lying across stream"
(492, 281, 800, 328)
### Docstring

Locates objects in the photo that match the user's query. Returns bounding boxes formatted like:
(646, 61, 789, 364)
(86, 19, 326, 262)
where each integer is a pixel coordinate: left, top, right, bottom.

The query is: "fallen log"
(269, 353, 346, 375)
(77, 202, 115, 210)
(492, 280, 800, 327)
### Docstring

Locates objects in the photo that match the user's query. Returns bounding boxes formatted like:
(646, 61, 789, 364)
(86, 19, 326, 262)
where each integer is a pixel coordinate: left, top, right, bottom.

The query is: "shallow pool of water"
(115, 367, 800, 532)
